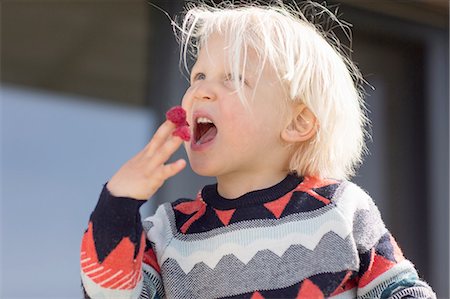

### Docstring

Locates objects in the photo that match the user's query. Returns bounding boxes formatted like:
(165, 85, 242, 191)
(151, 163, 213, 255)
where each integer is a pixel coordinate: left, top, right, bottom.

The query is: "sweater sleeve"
(80, 185, 164, 299)
(345, 183, 436, 299)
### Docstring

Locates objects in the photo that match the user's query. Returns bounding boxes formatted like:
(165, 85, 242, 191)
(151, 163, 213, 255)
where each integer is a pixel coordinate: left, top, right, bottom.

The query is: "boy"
(80, 2, 436, 298)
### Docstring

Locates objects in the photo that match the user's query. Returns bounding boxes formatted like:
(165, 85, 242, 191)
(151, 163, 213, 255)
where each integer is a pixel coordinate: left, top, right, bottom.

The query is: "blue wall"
(1, 85, 154, 298)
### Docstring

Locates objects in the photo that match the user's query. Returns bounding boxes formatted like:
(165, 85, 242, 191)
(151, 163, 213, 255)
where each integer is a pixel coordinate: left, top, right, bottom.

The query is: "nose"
(181, 80, 217, 115)
(192, 81, 217, 102)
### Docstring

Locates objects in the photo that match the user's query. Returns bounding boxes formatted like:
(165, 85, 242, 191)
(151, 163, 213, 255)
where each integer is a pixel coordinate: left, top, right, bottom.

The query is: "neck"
(216, 170, 289, 199)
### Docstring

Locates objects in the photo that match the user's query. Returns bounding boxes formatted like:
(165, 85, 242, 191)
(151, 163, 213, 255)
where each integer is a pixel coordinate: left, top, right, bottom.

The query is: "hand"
(106, 120, 187, 200)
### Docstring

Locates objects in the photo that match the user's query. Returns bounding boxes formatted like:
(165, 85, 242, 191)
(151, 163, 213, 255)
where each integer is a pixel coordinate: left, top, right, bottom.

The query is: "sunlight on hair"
(169, 0, 370, 180)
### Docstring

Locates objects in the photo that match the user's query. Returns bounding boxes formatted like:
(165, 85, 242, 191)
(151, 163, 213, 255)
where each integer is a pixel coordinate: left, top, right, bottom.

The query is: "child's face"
(182, 33, 291, 179)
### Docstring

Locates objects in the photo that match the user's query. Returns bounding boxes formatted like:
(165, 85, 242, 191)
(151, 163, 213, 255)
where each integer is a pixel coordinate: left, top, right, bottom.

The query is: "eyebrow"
(189, 70, 199, 83)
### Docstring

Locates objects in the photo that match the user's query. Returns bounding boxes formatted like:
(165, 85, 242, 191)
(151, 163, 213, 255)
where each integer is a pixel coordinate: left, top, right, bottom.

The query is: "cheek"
(222, 103, 253, 131)
(245, 109, 284, 146)
(222, 110, 259, 150)
(181, 88, 194, 115)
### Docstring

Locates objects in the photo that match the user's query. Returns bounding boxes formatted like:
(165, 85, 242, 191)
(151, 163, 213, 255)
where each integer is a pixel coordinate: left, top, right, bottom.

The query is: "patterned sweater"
(80, 174, 435, 299)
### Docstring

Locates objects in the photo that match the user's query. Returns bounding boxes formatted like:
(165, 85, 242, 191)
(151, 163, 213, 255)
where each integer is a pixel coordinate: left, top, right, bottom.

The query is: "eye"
(225, 73, 249, 86)
(191, 72, 206, 83)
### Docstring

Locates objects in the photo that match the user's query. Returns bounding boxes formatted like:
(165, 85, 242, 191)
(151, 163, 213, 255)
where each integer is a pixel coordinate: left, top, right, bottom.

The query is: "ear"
(281, 104, 317, 143)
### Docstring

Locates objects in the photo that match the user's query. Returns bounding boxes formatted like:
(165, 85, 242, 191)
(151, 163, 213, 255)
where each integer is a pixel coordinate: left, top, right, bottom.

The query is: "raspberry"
(166, 106, 188, 127)
(172, 126, 191, 141)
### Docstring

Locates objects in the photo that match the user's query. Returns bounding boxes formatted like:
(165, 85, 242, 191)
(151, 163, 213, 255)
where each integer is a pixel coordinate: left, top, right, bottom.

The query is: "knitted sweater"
(80, 174, 435, 299)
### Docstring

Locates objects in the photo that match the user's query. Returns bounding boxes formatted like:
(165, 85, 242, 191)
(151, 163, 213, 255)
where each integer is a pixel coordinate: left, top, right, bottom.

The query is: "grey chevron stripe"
(161, 231, 359, 299)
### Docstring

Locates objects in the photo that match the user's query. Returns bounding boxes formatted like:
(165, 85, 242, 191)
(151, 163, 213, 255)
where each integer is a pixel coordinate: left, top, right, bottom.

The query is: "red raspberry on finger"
(172, 126, 191, 141)
(166, 106, 188, 127)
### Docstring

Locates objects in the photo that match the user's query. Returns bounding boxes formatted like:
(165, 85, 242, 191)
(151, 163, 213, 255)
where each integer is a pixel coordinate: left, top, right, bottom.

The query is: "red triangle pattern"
(296, 279, 324, 298)
(359, 252, 395, 288)
(296, 176, 338, 205)
(299, 176, 339, 189)
(329, 270, 357, 296)
(263, 192, 292, 219)
(250, 291, 265, 299)
(180, 203, 207, 234)
(214, 208, 236, 226)
(80, 222, 145, 290)
(174, 199, 204, 215)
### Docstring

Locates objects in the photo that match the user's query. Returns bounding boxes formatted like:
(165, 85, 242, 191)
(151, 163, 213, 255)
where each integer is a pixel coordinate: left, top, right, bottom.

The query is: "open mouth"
(194, 117, 217, 145)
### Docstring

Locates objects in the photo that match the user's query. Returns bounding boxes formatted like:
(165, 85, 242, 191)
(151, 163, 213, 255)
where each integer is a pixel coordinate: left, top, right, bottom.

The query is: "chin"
(188, 158, 218, 177)
(190, 163, 217, 177)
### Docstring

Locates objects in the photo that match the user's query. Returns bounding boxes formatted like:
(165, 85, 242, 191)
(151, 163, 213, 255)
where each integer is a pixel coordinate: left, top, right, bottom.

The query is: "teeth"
(196, 117, 213, 124)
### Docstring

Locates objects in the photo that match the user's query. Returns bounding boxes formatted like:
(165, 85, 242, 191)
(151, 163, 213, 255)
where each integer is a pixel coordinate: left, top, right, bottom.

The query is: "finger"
(147, 159, 186, 194)
(144, 120, 177, 155)
(160, 159, 187, 180)
(148, 135, 184, 168)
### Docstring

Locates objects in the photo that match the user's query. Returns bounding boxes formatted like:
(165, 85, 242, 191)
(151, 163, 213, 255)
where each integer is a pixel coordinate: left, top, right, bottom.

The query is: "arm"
(350, 186, 436, 299)
(80, 119, 187, 299)
(357, 233, 435, 299)
(80, 186, 157, 298)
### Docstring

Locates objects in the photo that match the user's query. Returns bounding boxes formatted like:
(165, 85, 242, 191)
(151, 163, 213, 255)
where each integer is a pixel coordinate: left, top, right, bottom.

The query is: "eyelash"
(191, 72, 248, 86)
(192, 73, 206, 81)
(225, 74, 244, 83)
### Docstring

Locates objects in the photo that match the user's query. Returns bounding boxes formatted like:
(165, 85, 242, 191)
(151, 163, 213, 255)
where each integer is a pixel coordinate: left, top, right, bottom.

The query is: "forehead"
(191, 33, 286, 98)
(191, 33, 282, 86)
(192, 33, 259, 72)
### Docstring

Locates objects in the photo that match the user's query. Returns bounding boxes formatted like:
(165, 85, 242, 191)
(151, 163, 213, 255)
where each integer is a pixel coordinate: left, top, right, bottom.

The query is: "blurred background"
(1, 0, 448, 298)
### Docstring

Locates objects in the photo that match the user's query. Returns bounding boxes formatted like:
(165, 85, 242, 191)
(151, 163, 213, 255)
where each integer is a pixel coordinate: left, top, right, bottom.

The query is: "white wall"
(1, 85, 154, 298)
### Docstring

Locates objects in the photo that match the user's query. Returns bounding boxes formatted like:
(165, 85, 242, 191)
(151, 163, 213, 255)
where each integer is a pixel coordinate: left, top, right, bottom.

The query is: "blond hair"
(173, 1, 369, 180)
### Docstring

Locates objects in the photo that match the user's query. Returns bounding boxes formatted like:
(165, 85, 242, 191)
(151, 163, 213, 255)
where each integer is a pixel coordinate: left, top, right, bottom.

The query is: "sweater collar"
(201, 174, 302, 210)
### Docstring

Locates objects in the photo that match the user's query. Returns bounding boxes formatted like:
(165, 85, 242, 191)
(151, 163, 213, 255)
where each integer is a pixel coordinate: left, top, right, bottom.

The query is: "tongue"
(197, 126, 217, 144)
